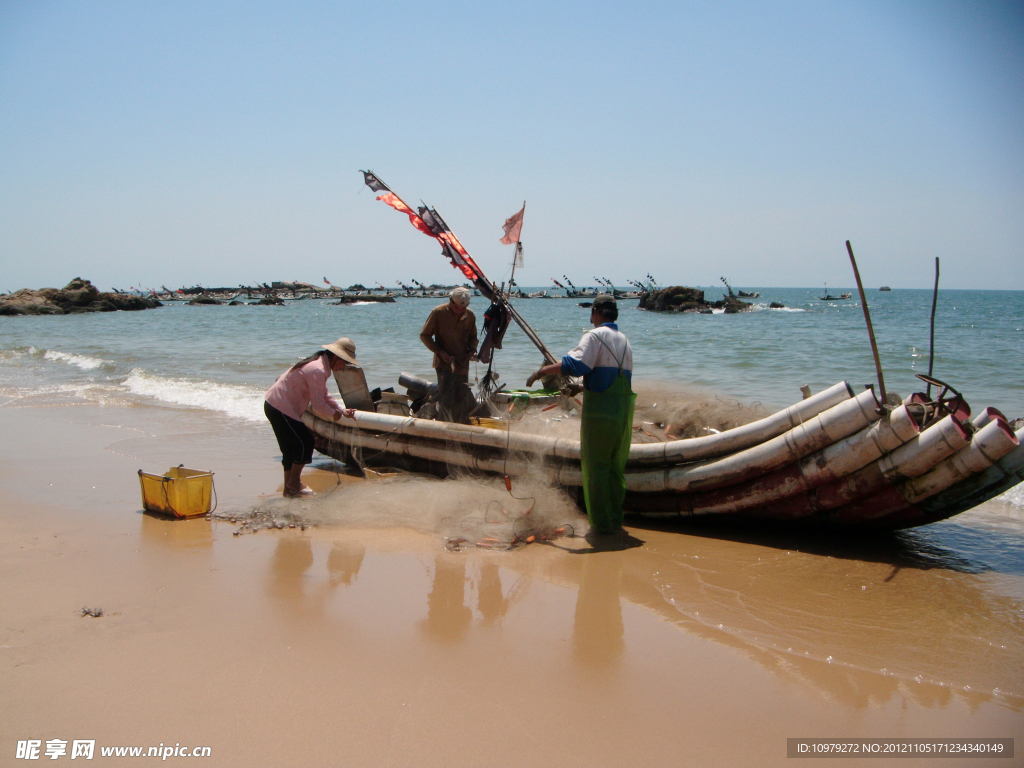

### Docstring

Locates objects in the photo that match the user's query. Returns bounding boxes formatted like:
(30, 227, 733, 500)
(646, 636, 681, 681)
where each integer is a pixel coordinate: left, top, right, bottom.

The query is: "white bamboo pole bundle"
(831, 418, 1019, 524)
(642, 403, 921, 517)
(306, 387, 878, 495)
(625, 389, 880, 493)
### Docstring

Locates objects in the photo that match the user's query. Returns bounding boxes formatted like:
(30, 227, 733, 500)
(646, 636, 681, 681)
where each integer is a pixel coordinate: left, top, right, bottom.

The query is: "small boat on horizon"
(819, 284, 852, 300)
(721, 277, 759, 300)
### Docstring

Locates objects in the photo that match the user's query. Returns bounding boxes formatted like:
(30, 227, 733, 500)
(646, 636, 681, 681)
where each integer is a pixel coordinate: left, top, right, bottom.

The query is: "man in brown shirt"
(420, 287, 478, 423)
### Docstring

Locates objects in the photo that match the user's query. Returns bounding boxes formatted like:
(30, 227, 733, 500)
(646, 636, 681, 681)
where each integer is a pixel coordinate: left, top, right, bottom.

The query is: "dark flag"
(417, 206, 443, 236)
(361, 171, 390, 193)
(376, 193, 436, 238)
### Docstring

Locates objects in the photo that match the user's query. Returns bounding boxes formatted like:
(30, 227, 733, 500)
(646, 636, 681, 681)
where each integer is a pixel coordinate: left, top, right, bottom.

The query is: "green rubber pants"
(579, 373, 636, 534)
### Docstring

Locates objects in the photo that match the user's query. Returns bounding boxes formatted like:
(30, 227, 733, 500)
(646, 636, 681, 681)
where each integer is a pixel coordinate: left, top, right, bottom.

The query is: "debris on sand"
(212, 506, 310, 535)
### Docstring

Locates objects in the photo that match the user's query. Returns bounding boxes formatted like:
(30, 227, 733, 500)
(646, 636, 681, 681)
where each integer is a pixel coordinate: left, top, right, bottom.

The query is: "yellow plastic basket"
(138, 466, 216, 518)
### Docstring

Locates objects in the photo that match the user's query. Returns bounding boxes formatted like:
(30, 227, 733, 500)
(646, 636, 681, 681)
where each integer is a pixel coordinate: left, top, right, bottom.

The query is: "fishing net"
(219, 465, 583, 549)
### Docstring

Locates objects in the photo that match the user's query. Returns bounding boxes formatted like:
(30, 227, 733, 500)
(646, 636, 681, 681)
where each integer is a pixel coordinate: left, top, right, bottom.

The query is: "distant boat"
(819, 284, 851, 301)
(720, 277, 758, 299)
(879, 286, 892, 291)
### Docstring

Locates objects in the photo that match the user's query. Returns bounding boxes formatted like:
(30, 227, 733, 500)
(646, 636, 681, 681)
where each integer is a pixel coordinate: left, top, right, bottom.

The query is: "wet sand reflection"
(618, 525, 1024, 711)
(505, 524, 1024, 711)
(327, 540, 365, 586)
(475, 560, 509, 626)
(420, 555, 473, 643)
(253, 522, 1023, 713)
(572, 555, 625, 668)
(268, 536, 315, 612)
(140, 512, 213, 549)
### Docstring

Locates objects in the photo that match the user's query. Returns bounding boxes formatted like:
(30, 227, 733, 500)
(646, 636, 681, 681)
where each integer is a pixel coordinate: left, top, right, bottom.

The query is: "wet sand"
(1, 403, 1022, 767)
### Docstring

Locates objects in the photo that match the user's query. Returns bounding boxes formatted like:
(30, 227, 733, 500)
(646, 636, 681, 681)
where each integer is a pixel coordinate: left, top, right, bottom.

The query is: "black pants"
(435, 366, 474, 424)
(264, 401, 315, 470)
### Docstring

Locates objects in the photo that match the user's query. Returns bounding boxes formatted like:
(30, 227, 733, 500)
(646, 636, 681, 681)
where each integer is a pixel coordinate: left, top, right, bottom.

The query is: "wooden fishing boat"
(340, 175, 1020, 528)
(305, 374, 1022, 530)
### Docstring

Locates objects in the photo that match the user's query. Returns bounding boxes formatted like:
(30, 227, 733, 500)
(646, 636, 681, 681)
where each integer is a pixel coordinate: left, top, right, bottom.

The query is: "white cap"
(450, 286, 471, 307)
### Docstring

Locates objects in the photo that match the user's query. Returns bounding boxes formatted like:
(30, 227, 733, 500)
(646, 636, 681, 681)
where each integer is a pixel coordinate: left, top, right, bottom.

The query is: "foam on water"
(998, 484, 1024, 509)
(122, 368, 265, 422)
(42, 349, 109, 370)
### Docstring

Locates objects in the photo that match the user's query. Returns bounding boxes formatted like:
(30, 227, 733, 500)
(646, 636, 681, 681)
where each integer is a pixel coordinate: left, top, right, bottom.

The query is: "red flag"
(369, 184, 492, 297)
(500, 204, 525, 245)
(376, 193, 436, 238)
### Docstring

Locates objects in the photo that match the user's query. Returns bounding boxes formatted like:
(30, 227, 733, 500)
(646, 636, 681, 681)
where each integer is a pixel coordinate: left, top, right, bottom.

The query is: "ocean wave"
(997, 483, 1024, 509)
(0, 381, 128, 407)
(0, 348, 29, 363)
(42, 349, 109, 370)
(122, 368, 265, 422)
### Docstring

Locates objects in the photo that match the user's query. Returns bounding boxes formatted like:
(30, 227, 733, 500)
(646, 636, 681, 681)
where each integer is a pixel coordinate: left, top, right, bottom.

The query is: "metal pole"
(927, 257, 940, 398)
(846, 240, 887, 406)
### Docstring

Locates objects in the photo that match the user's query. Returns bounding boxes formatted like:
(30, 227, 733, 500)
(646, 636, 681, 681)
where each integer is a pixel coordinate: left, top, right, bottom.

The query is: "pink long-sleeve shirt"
(264, 354, 344, 421)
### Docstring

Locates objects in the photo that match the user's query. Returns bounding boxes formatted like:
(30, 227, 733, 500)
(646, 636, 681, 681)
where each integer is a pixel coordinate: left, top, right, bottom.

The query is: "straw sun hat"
(322, 337, 358, 366)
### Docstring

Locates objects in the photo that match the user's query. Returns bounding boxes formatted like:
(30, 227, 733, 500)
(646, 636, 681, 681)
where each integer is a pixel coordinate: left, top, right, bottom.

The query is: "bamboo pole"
(846, 240, 887, 406)
(507, 201, 525, 293)
(927, 257, 940, 398)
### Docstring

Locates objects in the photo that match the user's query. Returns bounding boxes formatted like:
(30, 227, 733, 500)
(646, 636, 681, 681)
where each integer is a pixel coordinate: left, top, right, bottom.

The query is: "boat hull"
(304, 381, 1020, 530)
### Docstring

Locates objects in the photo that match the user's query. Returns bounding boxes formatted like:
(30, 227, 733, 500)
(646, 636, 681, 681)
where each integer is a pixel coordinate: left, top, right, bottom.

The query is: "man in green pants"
(528, 295, 635, 535)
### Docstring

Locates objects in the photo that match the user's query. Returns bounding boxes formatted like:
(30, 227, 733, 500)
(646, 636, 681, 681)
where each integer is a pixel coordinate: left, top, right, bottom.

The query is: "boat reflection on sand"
(509, 524, 1024, 711)
(251, 474, 1023, 713)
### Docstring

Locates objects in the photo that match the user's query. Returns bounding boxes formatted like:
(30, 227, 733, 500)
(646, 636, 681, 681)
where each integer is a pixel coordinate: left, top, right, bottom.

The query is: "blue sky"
(1, 1, 1021, 292)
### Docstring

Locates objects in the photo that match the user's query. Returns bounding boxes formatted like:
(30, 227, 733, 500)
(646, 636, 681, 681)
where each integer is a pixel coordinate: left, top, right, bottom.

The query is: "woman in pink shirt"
(264, 337, 358, 497)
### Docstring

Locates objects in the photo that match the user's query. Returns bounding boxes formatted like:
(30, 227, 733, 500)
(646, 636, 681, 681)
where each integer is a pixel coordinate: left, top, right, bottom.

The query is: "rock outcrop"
(0, 278, 162, 316)
(639, 286, 752, 314)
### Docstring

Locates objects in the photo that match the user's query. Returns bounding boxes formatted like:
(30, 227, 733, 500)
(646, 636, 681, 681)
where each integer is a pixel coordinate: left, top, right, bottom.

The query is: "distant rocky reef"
(0, 278, 162, 316)
(639, 286, 752, 314)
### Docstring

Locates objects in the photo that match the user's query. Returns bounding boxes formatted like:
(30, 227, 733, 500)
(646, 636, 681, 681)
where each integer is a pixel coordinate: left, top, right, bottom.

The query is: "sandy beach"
(4, 0, 1024, 763)
(2, 398, 1022, 767)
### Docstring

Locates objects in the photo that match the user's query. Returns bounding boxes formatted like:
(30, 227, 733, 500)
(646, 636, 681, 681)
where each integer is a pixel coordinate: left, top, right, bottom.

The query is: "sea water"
(2, 287, 1020, 416)
(1, 287, 1022, 533)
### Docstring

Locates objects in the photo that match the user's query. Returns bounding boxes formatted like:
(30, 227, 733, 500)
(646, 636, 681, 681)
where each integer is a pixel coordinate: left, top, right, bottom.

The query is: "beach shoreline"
(2, 402, 1022, 766)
